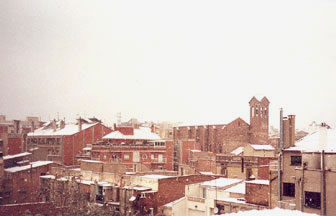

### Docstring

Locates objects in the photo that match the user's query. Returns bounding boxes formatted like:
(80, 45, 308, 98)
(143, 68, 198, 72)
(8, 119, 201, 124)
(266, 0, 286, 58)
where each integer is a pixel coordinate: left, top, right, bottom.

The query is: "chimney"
(78, 117, 82, 132)
(31, 121, 35, 132)
(60, 120, 65, 129)
(113, 123, 117, 131)
(283, 115, 296, 149)
(288, 115, 295, 147)
(319, 123, 328, 151)
(52, 119, 57, 132)
(151, 124, 155, 133)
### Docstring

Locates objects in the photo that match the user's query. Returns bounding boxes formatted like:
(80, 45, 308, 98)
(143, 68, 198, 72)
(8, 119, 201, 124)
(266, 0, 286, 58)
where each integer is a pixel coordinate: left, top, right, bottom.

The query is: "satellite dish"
(214, 207, 219, 214)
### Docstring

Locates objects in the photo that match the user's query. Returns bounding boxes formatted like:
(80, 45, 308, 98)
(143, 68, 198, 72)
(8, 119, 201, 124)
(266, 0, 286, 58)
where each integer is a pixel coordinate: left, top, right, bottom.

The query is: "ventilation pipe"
(278, 108, 283, 207)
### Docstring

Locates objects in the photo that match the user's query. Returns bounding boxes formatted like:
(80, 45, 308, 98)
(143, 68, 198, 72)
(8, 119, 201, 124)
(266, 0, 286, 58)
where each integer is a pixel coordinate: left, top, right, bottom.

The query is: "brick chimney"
(151, 124, 155, 133)
(78, 117, 82, 132)
(283, 115, 295, 149)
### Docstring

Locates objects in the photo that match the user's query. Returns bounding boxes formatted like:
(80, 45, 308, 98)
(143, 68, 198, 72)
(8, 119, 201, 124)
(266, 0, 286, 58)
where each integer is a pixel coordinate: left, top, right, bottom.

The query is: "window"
(291, 156, 302, 166)
(103, 155, 106, 160)
(124, 154, 130, 160)
(283, 183, 295, 197)
(151, 154, 155, 160)
(202, 188, 207, 199)
(305, 191, 321, 209)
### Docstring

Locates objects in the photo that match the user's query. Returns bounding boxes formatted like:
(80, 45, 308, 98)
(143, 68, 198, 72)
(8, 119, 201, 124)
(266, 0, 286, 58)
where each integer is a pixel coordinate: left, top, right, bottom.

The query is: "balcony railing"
(93, 144, 166, 149)
(151, 158, 167, 164)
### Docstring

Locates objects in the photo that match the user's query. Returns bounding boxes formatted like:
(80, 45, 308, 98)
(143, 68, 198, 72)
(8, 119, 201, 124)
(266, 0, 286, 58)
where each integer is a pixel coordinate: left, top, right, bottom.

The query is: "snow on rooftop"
(103, 127, 161, 140)
(3, 152, 32, 160)
(201, 178, 242, 188)
(164, 196, 186, 207)
(142, 174, 173, 179)
(83, 147, 92, 151)
(246, 179, 269, 185)
(200, 172, 216, 175)
(40, 175, 56, 180)
(191, 150, 201, 152)
(231, 146, 244, 155)
(76, 179, 94, 185)
(224, 182, 246, 194)
(5, 161, 53, 173)
(80, 159, 103, 163)
(27, 122, 98, 137)
(250, 144, 274, 151)
(218, 208, 316, 216)
(286, 128, 336, 153)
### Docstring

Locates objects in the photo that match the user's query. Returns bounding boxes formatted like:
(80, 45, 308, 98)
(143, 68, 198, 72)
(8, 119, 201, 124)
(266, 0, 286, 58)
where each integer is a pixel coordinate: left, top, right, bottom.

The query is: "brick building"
(91, 125, 174, 171)
(174, 96, 270, 171)
(26, 118, 112, 165)
(0, 151, 58, 205)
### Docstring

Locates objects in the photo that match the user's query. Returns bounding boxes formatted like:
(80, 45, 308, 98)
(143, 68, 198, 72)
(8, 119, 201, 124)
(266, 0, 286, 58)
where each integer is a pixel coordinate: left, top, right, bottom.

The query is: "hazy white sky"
(1, 0, 335, 129)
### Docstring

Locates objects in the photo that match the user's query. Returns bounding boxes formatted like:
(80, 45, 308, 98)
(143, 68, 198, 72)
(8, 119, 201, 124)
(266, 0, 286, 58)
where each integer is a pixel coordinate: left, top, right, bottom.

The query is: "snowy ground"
(218, 208, 316, 216)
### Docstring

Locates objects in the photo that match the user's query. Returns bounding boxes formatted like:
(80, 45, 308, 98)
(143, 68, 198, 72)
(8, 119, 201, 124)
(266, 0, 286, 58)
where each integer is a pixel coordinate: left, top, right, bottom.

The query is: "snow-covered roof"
(40, 175, 56, 180)
(83, 147, 92, 151)
(5, 161, 53, 173)
(224, 182, 246, 194)
(103, 127, 161, 140)
(250, 144, 274, 151)
(246, 179, 269, 185)
(3, 152, 32, 160)
(142, 174, 173, 179)
(231, 146, 244, 155)
(285, 128, 336, 153)
(201, 178, 242, 188)
(164, 197, 186, 207)
(200, 172, 216, 175)
(123, 185, 151, 191)
(27, 121, 98, 137)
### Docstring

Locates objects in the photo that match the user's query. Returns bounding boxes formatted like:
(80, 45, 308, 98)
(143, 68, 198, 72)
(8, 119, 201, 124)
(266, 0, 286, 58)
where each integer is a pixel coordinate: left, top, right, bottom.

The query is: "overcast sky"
(1, 0, 335, 129)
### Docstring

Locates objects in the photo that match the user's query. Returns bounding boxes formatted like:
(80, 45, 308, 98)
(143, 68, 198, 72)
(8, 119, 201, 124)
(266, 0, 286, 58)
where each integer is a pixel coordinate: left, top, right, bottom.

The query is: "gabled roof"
(249, 95, 270, 105)
(103, 127, 161, 140)
(27, 121, 99, 137)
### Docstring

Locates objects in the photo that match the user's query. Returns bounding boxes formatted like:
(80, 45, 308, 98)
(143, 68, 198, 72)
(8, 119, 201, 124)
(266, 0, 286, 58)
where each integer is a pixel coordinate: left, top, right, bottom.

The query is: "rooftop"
(285, 128, 336, 153)
(5, 161, 53, 173)
(103, 127, 161, 140)
(142, 174, 173, 179)
(3, 152, 32, 160)
(231, 146, 244, 155)
(249, 144, 274, 151)
(224, 182, 246, 194)
(27, 120, 98, 137)
(201, 178, 242, 188)
(246, 179, 269, 185)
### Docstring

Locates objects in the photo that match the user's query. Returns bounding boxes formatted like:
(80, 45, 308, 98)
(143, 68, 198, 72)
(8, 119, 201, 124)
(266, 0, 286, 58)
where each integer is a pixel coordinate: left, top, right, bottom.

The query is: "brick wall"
(140, 175, 219, 212)
(245, 183, 269, 206)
